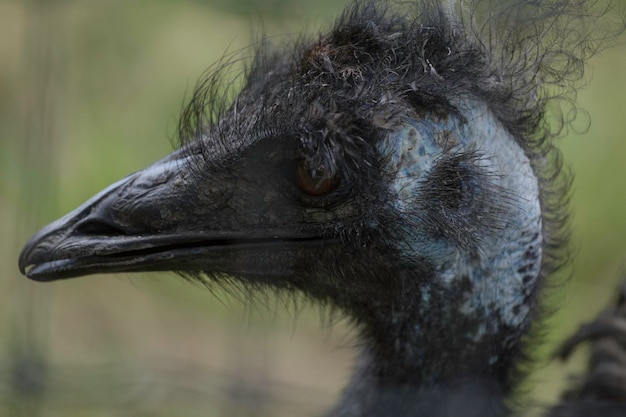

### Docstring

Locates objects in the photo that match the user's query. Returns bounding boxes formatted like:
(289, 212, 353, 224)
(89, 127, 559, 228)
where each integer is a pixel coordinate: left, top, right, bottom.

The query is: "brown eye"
(296, 159, 340, 196)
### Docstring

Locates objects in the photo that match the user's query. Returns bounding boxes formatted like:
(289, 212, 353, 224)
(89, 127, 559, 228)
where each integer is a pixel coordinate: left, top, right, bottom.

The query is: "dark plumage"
(17, 1, 626, 416)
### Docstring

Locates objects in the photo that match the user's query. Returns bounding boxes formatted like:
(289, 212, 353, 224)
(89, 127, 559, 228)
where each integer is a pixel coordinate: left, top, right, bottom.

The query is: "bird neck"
(331, 230, 543, 417)
(331, 275, 522, 417)
(332, 346, 510, 417)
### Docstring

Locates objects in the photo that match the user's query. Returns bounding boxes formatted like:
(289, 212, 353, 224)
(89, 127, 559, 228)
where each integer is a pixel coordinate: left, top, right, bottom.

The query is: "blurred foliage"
(192, 0, 340, 18)
(0, 0, 625, 415)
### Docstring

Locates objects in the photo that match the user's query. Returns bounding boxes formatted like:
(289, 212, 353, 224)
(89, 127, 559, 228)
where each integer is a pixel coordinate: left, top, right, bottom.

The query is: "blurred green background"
(0, 0, 625, 416)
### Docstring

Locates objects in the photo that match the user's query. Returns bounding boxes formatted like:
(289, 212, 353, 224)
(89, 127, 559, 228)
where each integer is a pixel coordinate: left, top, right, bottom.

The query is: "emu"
(17, 0, 626, 416)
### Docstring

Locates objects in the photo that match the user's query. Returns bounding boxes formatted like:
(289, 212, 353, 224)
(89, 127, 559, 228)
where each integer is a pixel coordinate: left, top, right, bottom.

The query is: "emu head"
(18, 0, 615, 396)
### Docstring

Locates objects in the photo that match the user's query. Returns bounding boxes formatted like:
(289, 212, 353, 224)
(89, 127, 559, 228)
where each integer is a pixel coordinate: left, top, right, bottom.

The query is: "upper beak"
(18, 149, 320, 282)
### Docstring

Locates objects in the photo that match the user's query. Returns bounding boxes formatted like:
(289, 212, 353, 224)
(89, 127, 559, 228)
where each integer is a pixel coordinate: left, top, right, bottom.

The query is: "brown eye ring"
(296, 159, 340, 197)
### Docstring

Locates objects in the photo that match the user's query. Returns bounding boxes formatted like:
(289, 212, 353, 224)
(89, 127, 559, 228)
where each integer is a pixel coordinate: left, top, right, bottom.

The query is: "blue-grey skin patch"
(378, 100, 542, 342)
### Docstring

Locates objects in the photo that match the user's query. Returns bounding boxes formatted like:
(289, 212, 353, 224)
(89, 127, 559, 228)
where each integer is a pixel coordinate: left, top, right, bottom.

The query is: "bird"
(16, 0, 626, 416)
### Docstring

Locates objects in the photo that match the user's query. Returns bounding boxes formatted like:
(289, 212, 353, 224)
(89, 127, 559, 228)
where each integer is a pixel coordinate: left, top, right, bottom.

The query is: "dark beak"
(18, 148, 323, 282)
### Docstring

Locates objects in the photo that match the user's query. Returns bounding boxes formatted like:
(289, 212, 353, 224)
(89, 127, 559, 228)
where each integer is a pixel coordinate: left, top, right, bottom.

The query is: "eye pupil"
(296, 160, 340, 196)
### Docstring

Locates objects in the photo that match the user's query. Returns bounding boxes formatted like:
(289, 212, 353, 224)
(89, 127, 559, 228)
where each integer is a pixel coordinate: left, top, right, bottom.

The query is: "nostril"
(75, 219, 126, 236)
